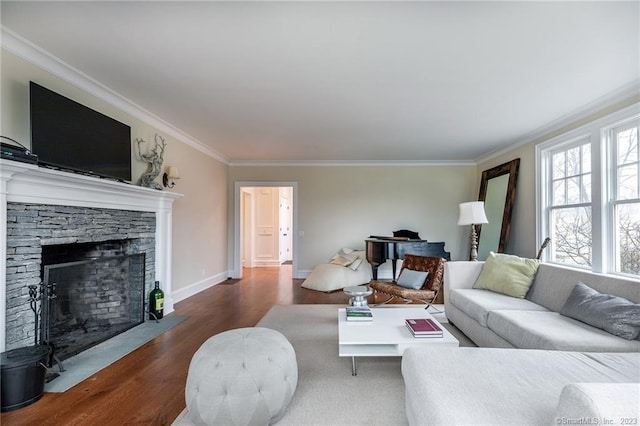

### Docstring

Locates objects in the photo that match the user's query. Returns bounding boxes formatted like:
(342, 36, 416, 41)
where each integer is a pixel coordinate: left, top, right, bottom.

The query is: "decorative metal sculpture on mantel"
(136, 133, 166, 190)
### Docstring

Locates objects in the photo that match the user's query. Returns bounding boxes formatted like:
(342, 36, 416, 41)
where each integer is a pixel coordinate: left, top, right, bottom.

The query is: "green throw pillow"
(473, 252, 540, 298)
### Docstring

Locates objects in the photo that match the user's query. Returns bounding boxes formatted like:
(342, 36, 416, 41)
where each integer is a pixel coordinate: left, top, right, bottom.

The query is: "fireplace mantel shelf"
(0, 159, 182, 211)
(1, 158, 183, 352)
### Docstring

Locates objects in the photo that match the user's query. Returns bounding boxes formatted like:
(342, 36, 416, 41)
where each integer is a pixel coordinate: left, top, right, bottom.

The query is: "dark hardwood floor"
(1, 266, 364, 425)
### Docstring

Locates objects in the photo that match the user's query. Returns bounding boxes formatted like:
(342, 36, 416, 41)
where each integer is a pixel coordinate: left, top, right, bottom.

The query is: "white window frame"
(536, 103, 640, 277)
(607, 121, 640, 275)
(543, 136, 593, 267)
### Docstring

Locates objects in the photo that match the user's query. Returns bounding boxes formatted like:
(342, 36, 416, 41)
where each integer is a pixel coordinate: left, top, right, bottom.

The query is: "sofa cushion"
(561, 282, 640, 340)
(402, 347, 640, 426)
(449, 288, 548, 327)
(473, 252, 540, 298)
(555, 383, 640, 423)
(526, 263, 640, 313)
(486, 310, 640, 352)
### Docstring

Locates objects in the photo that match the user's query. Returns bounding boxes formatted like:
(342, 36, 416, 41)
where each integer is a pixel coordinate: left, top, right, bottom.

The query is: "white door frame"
(233, 181, 298, 279)
(241, 189, 254, 268)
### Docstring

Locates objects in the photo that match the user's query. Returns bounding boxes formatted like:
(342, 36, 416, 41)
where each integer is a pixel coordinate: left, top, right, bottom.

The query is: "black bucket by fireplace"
(42, 252, 145, 363)
(1, 345, 50, 412)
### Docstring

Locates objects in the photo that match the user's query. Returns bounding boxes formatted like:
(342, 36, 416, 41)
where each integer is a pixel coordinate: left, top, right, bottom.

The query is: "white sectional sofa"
(400, 260, 640, 425)
(402, 347, 640, 425)
(444, 261, 640, 351)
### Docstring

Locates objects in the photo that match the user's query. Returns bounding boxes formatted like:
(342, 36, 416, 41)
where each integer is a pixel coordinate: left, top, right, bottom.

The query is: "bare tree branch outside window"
(615, 126, 640, 275)
(542, 118, 639, 278)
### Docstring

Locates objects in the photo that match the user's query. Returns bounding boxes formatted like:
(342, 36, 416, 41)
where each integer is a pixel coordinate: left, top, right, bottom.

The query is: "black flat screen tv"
(30, 81, 132, 181)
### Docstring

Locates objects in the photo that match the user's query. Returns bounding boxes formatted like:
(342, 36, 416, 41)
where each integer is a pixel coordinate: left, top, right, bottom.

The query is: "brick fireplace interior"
(41, 240, 146, 361)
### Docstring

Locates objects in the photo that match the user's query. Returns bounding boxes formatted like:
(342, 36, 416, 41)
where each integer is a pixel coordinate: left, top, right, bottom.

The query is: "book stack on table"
(346, 306, 373, 322)
(405, 318, 443, 338)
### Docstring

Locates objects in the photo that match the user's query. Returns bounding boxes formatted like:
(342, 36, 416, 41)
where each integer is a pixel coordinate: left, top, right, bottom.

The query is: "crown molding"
(475, 80, 640, 165)
(228, 159, 476, 167)
(1, 27, 229, 164)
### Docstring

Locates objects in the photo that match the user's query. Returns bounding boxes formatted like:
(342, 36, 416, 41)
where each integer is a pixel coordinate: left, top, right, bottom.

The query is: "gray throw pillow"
(560, 282, 640, 340)
(397, 269, 429, 290)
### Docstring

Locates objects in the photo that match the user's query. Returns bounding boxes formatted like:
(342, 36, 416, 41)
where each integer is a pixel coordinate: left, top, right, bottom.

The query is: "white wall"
(228, 165, 477, 275)
(1, 48, 229, 299)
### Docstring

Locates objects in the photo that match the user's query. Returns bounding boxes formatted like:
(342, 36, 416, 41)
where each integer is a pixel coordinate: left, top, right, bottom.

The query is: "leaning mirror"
(476, 159, 520, 260)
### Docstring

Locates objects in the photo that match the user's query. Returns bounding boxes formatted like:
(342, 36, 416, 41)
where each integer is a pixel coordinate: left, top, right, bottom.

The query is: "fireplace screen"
(42, 253, 145, 361)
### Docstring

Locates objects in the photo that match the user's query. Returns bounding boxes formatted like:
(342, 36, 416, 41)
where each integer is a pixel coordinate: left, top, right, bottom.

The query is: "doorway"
(234, 182, 298, 279)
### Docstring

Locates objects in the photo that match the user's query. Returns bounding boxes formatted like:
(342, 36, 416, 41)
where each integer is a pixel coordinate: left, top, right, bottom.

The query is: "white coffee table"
(338, 306, 459, 375)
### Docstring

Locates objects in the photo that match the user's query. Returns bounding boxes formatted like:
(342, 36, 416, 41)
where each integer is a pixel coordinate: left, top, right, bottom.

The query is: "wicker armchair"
(369, 254, 445, 306)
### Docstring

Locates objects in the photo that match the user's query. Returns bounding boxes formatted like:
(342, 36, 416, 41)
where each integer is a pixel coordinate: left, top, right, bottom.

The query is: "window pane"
(617, 164, 639, 200)
(615, 202, 640, 275)
(553, 151, 566, 179)
(567, 177, 581, 204)
(553, 180, 565, 205)
(581, 144, 591, 173)
(582, 174, 591, 203)
(566, 147, 580, 176)
(617, 127, 638, 165)
(551, 206, 592, 267)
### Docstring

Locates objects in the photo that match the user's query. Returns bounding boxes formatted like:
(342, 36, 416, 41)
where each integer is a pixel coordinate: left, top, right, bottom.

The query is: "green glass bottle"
(149, 281, 164, 320)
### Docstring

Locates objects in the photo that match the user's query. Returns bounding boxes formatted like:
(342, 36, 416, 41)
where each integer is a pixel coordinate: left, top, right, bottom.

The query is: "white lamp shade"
(166, 166, 180, 179)
(457, 201, 488, 225)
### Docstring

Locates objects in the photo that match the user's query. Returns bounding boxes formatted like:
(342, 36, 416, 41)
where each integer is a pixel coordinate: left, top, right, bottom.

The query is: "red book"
(405, 318, 443, 335)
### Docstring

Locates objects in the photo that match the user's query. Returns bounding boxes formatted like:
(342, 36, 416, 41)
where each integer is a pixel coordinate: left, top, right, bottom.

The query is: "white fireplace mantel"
(0, 158, 183, 352)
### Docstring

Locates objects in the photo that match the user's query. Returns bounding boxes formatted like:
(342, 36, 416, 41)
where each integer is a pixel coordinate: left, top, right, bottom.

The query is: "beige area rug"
(173, 304, 474, 426)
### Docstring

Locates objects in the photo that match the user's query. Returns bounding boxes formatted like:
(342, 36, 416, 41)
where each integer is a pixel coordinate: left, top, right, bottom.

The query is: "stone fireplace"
(5, 203, 156, 351)
(42, 242, 146, 361)
(1, 159, 182, 353)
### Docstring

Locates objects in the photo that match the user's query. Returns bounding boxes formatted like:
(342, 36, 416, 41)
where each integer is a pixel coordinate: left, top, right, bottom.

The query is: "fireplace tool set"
(0, 281, 60, 412)
(28, 281, 65, 380)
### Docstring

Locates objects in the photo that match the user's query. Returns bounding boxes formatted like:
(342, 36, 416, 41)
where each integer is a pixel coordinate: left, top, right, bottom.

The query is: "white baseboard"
(298, 269, 312, 278)
(253, 260, 282, 267)
(172, 271, 229, 304)
(373, 271, 395, 280)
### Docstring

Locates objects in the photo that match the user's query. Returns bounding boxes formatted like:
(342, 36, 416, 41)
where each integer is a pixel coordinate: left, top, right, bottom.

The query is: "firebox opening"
(40, 240, 145, 362)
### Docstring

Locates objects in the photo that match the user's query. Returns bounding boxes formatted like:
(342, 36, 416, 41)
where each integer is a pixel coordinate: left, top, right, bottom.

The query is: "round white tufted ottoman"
(185, 327, 298, 425)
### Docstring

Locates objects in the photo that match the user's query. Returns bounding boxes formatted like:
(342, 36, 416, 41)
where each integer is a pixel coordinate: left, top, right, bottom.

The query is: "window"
(612, 123, 640, 275)
(537, 104, 640, 277)
(548, 140, 592, 267)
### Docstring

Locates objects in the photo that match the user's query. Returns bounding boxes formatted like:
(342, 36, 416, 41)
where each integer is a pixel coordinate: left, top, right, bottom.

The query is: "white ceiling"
(1, 1, 639, 164)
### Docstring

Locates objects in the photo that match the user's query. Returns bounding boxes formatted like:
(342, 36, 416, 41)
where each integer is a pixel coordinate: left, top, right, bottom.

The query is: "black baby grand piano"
(365, 236, 451, 281)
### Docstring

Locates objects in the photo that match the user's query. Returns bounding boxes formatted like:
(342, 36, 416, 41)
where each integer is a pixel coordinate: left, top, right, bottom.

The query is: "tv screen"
(30, 81, 132, 181)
